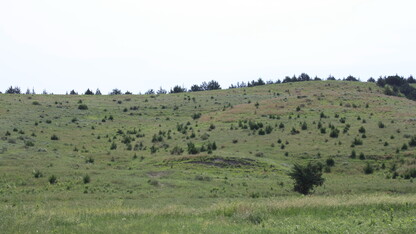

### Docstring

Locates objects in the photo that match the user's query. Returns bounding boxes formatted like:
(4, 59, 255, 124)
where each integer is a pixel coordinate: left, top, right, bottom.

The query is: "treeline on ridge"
(3, 73, 415, 101)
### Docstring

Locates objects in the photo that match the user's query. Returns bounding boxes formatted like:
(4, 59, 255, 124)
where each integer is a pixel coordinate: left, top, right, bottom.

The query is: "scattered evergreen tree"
(5, 86, 21, 94)
(50, 134, 59, 140)
(110, 89, 122, 95)
(409, 136, 416, 147)
(83, 174, 91, 184)
(350, 150, 356, 159)
(326, 158, 335, 167)
(170, 85, 186, 93)
(157, 87, 167, 94)
(206, 80, 221, 90)
(84, 89, 94, 95)
(49, 175, 57, 184)
(78, 104, 88, 110)
(345, 75, 359, 81)
(363, 163, 374, 174)
(145, 89, 155, 95)
(329, 128, 339, 138)
(288, 162, 325, 195)
(301, 121, 308, 130)
(190, 84, 203, 92)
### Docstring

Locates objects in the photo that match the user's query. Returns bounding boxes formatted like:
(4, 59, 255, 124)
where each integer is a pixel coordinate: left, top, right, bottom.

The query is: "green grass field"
(1, 81, 416, 233)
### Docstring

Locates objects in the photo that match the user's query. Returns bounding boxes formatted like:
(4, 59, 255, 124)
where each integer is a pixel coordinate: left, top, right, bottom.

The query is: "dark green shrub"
(288, 162, 324, 195)
(33, 169, 43, 178)
(250, 192, 260, 198)
(148, 179, 159, 186)
(326, 158, 335, 167)
(350, 150, 356, 159)
(49, 175, 57, 184)
(359, 152, 365, 160)
(195, 175, 212, 181)
(170, 146, 184, 155)
(151, 134, 163, 143)
(352, 137, 363, 146)
(403, 168, 416, 179)
(402, 143, 408, 150)
(210, 142, 216, 150)
(343, 124, 350, 133)
(78, 104, 88, 110)
(329, 128, 339, 138)
(301, 122, 307, 130)
(317, 121, 322, 129)
(83, 174, 91, 184)
(50, 134, 59, 140)
(85, 157, 94, 164)
(192, 113, 201, 120)
(358, 126, 366, 134)
(291, 127, 299, 135)
(378, 121, 385, 128)
(110, 142, 117, 150)
(150, 145, 157, 154)
(409, 136, 416, 147)
(265, 125, 273, 134)
(200, 133, 210, 140)
(364, 163, 374, 174)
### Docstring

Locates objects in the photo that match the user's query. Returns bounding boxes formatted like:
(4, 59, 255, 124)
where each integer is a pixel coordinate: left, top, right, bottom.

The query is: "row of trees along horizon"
(3, 73, 416, 101)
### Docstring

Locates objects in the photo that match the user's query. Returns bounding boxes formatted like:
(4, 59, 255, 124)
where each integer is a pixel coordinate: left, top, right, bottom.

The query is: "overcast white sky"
(1, 0, 415, 94)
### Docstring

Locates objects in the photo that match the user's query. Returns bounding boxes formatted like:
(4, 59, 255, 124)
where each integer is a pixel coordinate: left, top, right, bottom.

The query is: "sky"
(0, 0, 415, 94)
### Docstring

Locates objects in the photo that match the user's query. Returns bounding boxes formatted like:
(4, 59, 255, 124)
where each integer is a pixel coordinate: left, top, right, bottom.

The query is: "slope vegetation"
(1, 81, 416, 232)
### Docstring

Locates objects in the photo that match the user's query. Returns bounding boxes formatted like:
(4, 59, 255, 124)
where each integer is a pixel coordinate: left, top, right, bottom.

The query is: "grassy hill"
(1, 81, 416, 233)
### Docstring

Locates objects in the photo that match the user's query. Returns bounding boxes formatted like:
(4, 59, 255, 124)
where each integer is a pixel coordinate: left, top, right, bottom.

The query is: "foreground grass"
(1, 193, 415, 233)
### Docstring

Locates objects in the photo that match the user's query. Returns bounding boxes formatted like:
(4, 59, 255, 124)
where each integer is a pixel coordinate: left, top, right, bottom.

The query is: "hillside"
(1, 81, 416, 232)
